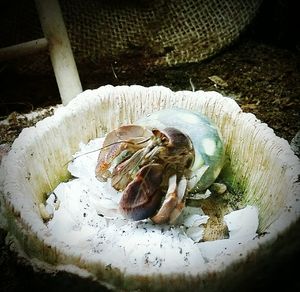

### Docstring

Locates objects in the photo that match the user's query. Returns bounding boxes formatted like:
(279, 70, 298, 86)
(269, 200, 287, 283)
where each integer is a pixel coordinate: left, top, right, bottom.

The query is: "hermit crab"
(95, 108, 225, 224)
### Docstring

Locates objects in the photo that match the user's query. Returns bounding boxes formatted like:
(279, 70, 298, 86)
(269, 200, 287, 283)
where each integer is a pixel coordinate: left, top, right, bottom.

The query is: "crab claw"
(151, 174, 187, 224)
(119, 164, 164, 221)
(95, 125, 152, 181)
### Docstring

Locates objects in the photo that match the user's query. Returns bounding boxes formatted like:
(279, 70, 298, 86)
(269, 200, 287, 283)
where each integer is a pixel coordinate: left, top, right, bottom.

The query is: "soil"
(0, 0, 299, 291)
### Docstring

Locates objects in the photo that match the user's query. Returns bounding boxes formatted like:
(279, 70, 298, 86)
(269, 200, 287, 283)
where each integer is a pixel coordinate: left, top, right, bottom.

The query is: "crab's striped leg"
(95, 125, 152, 181)
(151, 174, 187, 224)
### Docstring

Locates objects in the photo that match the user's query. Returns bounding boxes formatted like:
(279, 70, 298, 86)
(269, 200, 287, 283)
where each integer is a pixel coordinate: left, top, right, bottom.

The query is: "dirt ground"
(0, 0, 299, 291)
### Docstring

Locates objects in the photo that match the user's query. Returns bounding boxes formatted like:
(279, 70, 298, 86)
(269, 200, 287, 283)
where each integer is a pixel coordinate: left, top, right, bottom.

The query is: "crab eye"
(161, 136, 168, 143)
(161, 127, 191, 149)
(152, 129, 169, 144)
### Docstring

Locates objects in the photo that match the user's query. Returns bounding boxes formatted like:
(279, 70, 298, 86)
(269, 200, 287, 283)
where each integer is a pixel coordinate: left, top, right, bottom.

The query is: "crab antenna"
(129, 139, 158, 174)
(64, 137, 151, 166)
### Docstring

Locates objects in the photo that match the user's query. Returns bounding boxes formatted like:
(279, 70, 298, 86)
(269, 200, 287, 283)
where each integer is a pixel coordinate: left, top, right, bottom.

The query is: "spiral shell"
(136, 108, 225, 192)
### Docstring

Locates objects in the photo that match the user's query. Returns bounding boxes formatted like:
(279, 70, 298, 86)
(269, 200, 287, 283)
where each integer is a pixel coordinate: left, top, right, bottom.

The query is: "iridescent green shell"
(136, 108, 225, 193)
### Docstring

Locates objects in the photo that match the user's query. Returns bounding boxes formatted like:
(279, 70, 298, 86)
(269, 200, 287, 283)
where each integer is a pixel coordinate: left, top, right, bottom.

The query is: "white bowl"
(1, 85, 299, 291)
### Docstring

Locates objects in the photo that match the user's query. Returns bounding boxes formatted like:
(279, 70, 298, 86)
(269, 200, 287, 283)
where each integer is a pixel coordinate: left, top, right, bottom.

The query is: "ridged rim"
(1, 85, 299, 291)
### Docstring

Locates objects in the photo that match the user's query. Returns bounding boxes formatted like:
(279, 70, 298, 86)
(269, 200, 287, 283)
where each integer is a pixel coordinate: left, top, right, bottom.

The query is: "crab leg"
(111, 148, 145, 190)
(111, 139, 163, 190)
(95, 125, 152, 181)
(151, 174, 187, 224)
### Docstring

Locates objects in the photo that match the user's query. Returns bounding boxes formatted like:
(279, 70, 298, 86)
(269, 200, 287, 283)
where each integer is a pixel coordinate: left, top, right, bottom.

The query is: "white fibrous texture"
(44, 138, 259, 275)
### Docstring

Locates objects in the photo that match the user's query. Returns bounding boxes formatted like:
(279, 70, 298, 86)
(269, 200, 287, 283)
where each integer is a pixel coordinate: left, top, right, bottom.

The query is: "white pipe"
(35, 0, 82, 105)
(0, 38, 48, 61)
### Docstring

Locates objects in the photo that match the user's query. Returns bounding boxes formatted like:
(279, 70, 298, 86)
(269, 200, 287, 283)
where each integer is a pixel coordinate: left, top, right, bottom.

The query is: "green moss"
(41, 171, 72, 203)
